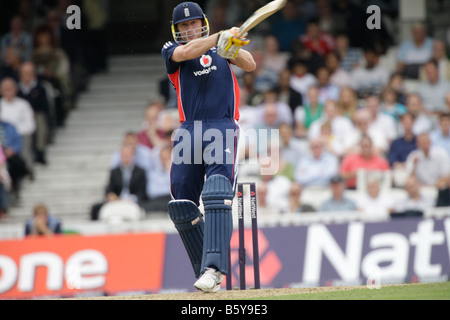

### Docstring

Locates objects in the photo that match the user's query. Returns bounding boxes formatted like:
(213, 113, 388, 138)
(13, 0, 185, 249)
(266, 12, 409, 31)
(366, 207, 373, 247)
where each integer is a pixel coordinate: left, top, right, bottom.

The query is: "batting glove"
(217, 27, 250, 59)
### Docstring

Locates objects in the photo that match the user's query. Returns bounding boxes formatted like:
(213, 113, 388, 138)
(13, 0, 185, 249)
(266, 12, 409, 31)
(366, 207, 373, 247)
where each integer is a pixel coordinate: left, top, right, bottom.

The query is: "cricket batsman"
(162, 2, 256, 292)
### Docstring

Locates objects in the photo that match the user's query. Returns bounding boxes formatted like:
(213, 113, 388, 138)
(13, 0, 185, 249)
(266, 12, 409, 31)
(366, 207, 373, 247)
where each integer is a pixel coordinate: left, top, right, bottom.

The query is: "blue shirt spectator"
(430, 113, 450, 156)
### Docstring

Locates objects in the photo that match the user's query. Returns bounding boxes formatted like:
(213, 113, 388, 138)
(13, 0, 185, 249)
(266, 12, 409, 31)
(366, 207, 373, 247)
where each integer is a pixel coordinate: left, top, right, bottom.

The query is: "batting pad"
(201, 175, 235, 275)
(168, 200, 205, 278)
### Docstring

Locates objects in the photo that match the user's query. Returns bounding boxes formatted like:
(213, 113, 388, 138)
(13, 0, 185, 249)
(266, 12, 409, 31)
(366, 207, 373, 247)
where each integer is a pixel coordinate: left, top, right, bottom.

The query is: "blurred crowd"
(0, 0, 108, 220)
(2, 0, 450, 227)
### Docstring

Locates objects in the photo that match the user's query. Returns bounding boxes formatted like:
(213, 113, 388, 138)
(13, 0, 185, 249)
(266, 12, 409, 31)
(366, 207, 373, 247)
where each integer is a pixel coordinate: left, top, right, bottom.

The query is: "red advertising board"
(0, 233, 166, 299)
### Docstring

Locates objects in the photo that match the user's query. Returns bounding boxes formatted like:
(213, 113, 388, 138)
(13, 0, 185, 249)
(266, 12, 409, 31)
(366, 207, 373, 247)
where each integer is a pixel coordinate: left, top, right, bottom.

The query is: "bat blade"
(237, 0, 287, 37)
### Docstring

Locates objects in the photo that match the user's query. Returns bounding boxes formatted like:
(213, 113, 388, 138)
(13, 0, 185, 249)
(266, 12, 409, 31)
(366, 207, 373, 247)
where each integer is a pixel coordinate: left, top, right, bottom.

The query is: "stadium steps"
(4, 54, 166, 226)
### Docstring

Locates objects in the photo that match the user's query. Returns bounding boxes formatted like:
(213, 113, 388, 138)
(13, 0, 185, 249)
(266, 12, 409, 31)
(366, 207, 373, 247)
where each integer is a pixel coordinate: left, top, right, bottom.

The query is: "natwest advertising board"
(0, 233, 165, 299)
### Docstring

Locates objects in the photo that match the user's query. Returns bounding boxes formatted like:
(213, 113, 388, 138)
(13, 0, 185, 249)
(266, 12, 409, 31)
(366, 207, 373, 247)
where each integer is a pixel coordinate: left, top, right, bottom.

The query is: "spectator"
(91, 144, 148, 221)
(289, 182, 316, 213)
(252, 49, 279, 93)
(262, 35, 289, 76)
(364, 93, 398, 143)
(397, 22, 434, 79)
(294, 86, 323, 138)
(430, 112, 450, 156)
(416, 59, 450, 114)
(388, 72, 408, 105)
(405, 133, 450, 188)
(299, 18, 335, 58)
(0, 78, 36, 179)
(271, 0, 306, 52)
(334, 32, 362, 73)
(110, 132, 154, 200)
(340, 135, 391, 189)
(319, 120, 344, 157)
(279, 122, 308, 169)
(404, 93, 434, 136)
(308, 99, 355, 148)
(356, 172, 394, 219)
(318, 175, 357, 212)
(419, 40, 450, 82)
(436, 174, 450, 207)
(344, 108, 388, 156)
(325, 51, 351, 88)
(275, 68, 303, 115)
(25, 203, 62, 237)
(145, 143, 173, 213)
(1, 15, 33, 62)
(387, 112, 417, 169)
(392, 175, 434, 217)
(316, 0, 347, 36)
(17, 62, 50, 166)
(255, 89, 294, 127)
(289, 58, 317, 98)
(350, 47, 389, 98)
(337, 86, 359, 121)
(0, 46, 22, 83)
(316, 66, 340, 105)
(0, 115, 28, 201)
(379, 86, 407, 122)
(137, 100, 167, 150)
(294, 136, 339, 188)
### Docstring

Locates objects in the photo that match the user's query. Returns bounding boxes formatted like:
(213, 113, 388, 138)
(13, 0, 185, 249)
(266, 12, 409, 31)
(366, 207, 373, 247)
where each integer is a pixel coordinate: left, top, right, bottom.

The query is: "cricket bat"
(236, 0, 287, 38)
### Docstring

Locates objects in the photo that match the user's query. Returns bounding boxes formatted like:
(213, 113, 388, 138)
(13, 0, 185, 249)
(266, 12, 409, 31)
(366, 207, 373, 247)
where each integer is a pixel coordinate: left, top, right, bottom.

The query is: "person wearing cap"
(161, 2, 256, 293)
(318, 174, 357, 212)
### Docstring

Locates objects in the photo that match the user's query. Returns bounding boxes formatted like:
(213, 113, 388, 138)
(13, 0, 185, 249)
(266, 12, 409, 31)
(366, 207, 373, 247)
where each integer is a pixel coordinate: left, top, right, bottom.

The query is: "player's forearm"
(172, 33, 219, 62)
(230, 49, 256, 72)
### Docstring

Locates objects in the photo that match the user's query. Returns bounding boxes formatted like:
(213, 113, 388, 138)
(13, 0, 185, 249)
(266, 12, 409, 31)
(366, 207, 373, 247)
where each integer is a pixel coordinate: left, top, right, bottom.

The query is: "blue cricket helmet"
(171, 2, 210, 44)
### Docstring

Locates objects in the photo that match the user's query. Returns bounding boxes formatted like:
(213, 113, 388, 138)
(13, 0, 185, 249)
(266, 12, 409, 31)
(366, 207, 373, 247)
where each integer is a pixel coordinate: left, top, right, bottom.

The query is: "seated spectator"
(356, 172, 394, 219)
(316, 66, 340, 105)
(294, 86, 323, 138)
(289, 58, 317, 98)
(1, 15, 33, 62)
(252, 49, 279, 93)
(405, 133, 450, 188)
(17, 62, 50, 166)
(419, 40, 450, 82)
(271, 0, 306, 52)
(91, 145, 148, 221)
(299, 18, 335, 58)
(145, 143, 173, 213)
(397, 22, 434, 80)
(289, 182, 316, 213)
(319, 120, 344, 158)
(416, 59, 450, 114)
(326, 51, 351, 88)
(344, 109, 389, 156)
(388, 72, 408, 105)
(0, 116, 28, 201)
(364, 93, 398, 143)
(392, 175, 435, 217)
(25, 203, 62, 237)
(275, 68, 303, 115)
(379, 86, 407, 122)
(337, 86, 359, 121)
(294, 137, 339, 188)
(0, 77, 36, 179)
(350, 47, 389, 98)
(387, 112, 417, 169)
(430, 112, 450, 156)
(262, 35, 289, 76)
(255, 89, 294, 127)
(316, 0, 347, 36)
(340, 135, 391, 189)
(137, 100, 165, 150)
(110, 132, 154, 200)
(308, 99, 355, 148)
(279, 122, 308, 169)
(0, 46, 22, 83)
(334, 32, 362, 73)
(404, 93, 434, 136)
(318, 175, 357, 212)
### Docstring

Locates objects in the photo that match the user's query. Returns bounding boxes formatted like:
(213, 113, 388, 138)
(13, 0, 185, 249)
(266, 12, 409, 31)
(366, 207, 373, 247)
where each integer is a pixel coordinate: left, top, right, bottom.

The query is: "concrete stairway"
(6, 54, 166, 225)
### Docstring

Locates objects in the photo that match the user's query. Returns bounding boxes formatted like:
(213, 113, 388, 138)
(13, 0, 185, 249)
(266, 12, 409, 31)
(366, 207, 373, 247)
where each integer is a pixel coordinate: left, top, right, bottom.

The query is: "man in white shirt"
(405, 133, 450, 187)
(0, 77, 35, 178)
(416, 60, 450, 114)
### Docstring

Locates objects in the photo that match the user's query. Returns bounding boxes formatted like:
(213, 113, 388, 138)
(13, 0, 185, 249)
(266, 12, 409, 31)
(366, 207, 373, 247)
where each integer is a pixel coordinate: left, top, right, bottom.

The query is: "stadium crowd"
(0, 0, 450, 227)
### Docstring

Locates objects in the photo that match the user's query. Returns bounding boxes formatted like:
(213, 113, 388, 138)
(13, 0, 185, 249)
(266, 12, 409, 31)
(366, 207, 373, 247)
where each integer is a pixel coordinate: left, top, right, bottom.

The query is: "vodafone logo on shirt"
(194, 54, 217, 76)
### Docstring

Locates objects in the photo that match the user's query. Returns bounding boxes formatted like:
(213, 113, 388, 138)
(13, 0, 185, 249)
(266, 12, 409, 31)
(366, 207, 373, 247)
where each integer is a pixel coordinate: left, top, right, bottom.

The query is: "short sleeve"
(161, 41, 181, 75)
